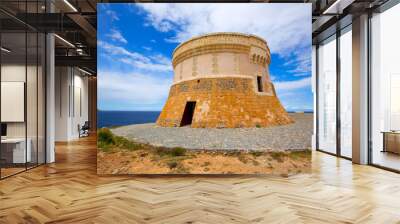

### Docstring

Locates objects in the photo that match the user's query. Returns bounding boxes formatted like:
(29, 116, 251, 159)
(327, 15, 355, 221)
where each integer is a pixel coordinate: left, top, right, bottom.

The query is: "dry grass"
(97, 129, 311, 175)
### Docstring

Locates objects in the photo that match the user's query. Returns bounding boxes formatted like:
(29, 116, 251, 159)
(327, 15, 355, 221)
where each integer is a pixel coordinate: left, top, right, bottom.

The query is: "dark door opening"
(180, 101, 196, 127)
(257, 76, 263, 92)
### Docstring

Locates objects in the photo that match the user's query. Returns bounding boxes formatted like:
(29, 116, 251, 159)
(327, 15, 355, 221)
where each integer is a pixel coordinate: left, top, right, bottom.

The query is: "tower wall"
(157, 77, 293, 128)
(157, 33, 293, 128)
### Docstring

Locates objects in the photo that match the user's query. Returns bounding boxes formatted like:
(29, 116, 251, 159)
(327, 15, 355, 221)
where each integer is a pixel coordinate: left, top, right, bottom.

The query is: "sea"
(98, 110, 313, 128)
(98, 111, 161, 128)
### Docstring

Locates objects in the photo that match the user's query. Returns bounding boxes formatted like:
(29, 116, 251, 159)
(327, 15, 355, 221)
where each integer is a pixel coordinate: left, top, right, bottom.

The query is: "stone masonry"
(157, 32, 293, 128)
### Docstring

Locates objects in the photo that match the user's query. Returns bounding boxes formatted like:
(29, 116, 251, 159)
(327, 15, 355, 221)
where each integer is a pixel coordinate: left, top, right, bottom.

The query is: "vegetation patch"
(288, 150, 311, 160)
(250, 151, 263, 157)
(156, 147, 187, 157)
(270, 152, 285, 163)
(98, 128, 115, 145)
(98, 128, 141, 152)
(97, 130, 311, 175)
(167, 161, 178, 169)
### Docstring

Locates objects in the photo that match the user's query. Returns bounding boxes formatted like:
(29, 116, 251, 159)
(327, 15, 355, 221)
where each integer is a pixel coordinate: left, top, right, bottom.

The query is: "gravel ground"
(111, 113, 313, 151)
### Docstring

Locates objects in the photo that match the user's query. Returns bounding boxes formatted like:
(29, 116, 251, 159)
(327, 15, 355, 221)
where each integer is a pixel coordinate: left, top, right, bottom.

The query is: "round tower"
(157, 32, 293, 128)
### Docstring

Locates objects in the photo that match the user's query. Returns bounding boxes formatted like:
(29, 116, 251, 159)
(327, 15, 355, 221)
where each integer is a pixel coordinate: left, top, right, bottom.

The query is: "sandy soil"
(97, 146, 311, 175)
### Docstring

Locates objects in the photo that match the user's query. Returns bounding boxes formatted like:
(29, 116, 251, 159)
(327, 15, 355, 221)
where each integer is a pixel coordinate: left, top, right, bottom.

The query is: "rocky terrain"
(111, 113, 313, 151)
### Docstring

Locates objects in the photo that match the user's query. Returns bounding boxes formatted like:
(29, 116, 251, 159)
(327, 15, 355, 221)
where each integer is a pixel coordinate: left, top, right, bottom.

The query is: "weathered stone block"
(157, 77, 293, 128)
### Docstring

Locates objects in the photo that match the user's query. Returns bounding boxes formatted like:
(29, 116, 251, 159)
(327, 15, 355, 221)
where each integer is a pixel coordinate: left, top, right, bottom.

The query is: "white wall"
(55, 67, 89, 141)
(71, 72, 89, 138)
(55, 67, 69, 141)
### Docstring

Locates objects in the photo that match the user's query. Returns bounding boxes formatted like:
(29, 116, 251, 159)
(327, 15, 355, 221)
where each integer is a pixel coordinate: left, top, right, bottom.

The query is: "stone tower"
(157, 32, 293, 128)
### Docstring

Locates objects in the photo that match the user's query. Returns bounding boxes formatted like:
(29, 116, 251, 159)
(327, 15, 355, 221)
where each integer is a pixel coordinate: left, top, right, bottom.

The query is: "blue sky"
(98, 3, 313, 111)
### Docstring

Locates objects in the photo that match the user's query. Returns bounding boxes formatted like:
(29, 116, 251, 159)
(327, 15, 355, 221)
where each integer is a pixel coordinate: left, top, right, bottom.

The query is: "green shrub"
(250, 151, 263, 157)
(156, 147, 187, 157)
(114, 135, 141, 151)
(167, 161, 178, 169)
(270, 152, 285, 163)
(122, 140, 141, 151)
(98, 141, 112, 152)
(98, 128, 115, 145)
(255, 124, 261, 128)
(97, 128, 142, 151)
(225, 151, 241, 157)
(155, 147, 167, 156)
(170, 147, 186, 156)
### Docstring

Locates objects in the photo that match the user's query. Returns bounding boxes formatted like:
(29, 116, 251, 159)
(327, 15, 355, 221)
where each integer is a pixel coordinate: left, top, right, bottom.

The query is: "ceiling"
(310, 0, 391, 43)
(0, 0, 395, 74)
(0, 0, 97, 74)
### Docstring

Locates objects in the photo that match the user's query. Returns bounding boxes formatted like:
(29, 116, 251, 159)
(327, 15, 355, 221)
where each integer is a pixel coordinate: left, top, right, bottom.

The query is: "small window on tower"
(257, 76, 263, 92)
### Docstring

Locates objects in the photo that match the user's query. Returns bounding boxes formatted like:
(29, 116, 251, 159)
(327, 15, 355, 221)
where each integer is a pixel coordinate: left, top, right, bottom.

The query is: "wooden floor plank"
(0, 136, 400, 223)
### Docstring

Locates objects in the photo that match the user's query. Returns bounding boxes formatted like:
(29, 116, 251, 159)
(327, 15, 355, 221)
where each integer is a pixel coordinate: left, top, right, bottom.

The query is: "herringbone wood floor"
(1, 136, 400, 224)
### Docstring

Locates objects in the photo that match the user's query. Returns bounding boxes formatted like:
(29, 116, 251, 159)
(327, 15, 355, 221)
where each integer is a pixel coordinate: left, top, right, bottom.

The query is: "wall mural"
(97, 3, 313, 175)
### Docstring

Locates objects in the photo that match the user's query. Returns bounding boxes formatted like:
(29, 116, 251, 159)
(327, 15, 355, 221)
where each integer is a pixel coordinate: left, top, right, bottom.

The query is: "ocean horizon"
(98, 111, 161, 128)
(98, 110, 313, 128)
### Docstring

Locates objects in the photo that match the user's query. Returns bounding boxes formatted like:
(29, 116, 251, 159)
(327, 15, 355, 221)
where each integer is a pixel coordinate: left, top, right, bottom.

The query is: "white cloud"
(98, 40, 147, 61)
(137, 3, 311, 56)
(98, 40, 172, 72)
(119, 57, 171, 72)
(98, 71, 172, 110)
(293, 73, 310, 77)
(143, 46, 152, 51)
(274, 77, 311, 91)
(285, 47, 311, 75)
(107, 29, 128, 44)
(105, 10, 119, 21)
